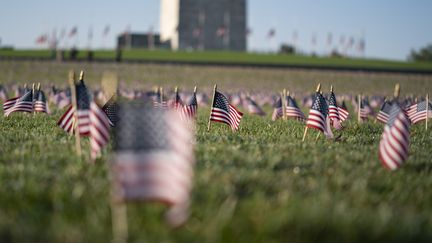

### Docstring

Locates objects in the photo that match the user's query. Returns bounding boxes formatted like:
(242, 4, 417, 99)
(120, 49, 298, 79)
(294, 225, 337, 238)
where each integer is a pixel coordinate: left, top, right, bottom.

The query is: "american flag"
(359, 98, 373, 120)
(34, 90, 48, 113)
(376, 100, 393, 124)
(406, 100, 432, 124)
(170, 90, 183, 110)
(111, 104, 195, 227)
(338, 101, 349, 122)
(57, 105, 75, 133)
(102, 95, 118, 127)
(57, 80, 91, 136)
(90, 101, 110, 160)
(379, 103, 410, 170)
(181, 92, 198, 120)
(153, 89, 168, 109)
(245, 97, 265, 116)
(286, 95, 305, 121)
(4, 90, 33, 117)
(3, 97, 19, 113)
(306, 92, 328, 133)
(328, 91, 342, 129)
(271, 97, 283, 121)
(210, 91, 243, 131)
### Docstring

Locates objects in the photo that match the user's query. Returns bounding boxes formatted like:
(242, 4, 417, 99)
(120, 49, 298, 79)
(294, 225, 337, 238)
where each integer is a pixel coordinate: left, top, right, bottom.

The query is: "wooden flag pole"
(32, 83, 36, 114)
(207, 84, 217, 131)
(394, 83, 400, 101)
(283, 89, 287, 120)
(160, 86, 164, 104)
(111, 197, 128, 243)
(358, 94, 361, 123)
(426, 93, 429, 131)
(302, 83, 320, 142)
(69, 70, 82, 156)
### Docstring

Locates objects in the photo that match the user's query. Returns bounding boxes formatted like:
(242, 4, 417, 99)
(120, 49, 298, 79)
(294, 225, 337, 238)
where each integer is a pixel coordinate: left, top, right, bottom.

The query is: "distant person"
(70, 47, 78, 60)
(115, 46, 122, 62)
(87, 50, 94, 62)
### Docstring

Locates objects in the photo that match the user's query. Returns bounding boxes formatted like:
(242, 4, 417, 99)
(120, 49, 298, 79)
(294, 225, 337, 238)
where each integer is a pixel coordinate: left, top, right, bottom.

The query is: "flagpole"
(69, 70, 82, 156)
(207, 84, 217, 131)
(282, 89, 289, 121)
(159, 86, 164, 104)
(282, 89, 287, 120)
(32, 83, 36, 115)
(358, 94, 361, 123)
(302, 83, 320, 142)
(426, 93, 429, 131)
(110, 183, 128, 243)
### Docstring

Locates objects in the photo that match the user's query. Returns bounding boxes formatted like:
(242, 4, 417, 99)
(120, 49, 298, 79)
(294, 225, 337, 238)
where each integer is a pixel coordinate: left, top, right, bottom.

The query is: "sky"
(0, 0, 431, 60)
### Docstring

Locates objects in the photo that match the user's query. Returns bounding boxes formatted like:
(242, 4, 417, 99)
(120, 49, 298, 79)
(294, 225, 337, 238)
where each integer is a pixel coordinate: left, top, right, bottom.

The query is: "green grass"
(1, 105, 432, 242)
(1, 61, 432, 96)
(2, 49, 432, 72)
(1, 61, 432, 242)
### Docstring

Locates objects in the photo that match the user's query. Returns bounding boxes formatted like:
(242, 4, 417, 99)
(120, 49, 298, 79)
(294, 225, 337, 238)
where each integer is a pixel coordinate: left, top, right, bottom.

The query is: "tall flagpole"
(358, 94, 361, 123)
(207, 84, 217, 131)
(282, 89, 287, 120)
(302, 83, 320, 142)
(69, 70, 82, 156)
(426, 93, 429, 131)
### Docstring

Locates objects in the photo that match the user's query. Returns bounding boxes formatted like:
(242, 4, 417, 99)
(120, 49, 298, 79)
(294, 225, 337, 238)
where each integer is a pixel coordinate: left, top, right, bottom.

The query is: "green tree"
(409, 44, 432, 61)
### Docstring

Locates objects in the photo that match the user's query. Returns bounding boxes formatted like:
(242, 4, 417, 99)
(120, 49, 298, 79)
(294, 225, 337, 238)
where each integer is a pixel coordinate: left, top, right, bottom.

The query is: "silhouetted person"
(115, 46, 122, 62)
(70, 47, 78, 60)
(87, 50, 94, 62)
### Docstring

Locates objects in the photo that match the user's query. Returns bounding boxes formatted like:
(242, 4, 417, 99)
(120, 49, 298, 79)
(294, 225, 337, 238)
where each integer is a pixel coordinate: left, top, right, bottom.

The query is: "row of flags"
(3, 84, 48, 117)
(2, 84, 429, 126)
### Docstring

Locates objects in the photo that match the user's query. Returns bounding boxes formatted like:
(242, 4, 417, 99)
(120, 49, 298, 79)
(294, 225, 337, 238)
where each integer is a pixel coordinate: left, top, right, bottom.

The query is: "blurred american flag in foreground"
(111, 103, 195, 227)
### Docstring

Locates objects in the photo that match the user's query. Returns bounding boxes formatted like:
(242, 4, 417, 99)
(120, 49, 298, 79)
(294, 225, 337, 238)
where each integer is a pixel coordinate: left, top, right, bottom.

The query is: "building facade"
(117, 33, 166, 49)
(160, 0, 246, 51)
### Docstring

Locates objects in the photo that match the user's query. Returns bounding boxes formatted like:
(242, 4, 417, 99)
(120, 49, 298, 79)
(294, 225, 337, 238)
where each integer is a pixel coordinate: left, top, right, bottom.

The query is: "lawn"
(1, 49, 432, 73)
(1, 61, 432, 242)
(1, 106, 432, 242)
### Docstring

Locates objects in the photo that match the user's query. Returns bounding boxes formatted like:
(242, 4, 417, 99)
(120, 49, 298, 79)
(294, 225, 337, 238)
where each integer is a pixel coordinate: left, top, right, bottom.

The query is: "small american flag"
(181, 92, 198, 120)
(379, 103, 410, 170)
(171, 90, 183, 110)
(57, 105, 74, 133)
(328, 91, 342, 129)
(153, 89, 168, 109)
(111, 104, 195, 227)
(90, 101, 110, 160)
(102, 95, 118, 127)
(338, 101, 349, 122)
(4, 90, 33, 117)
(359, 98, 373, 120)
(286, 95, 305, 121)
(245, 97, 265, 116)
(3, 97, 19, 113)
(210, 91, 243, 131)
(406, 100, 432, 124)
(306, 92, 328, 133)
(376, 101, 393, 124)
(57, 80, 91, 136)
(34, 90, 48, 114)
(271, 97, 283, 121)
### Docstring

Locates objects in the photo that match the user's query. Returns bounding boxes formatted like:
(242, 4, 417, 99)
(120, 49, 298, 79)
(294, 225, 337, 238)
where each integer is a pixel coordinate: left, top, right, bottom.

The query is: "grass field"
(1, 61, 432, 242)
(1, 60, 432, 96)
(2, 49, 432, 72)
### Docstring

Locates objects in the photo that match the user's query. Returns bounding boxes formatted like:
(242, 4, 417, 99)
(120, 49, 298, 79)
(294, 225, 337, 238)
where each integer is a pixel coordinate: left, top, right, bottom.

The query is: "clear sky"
(1, 0, 431, 60)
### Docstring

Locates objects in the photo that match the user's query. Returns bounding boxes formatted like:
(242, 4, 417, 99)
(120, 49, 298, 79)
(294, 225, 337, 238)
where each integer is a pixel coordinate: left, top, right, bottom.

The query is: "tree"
(408, 44, 432, 62)
(279, 44, 296, 55)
